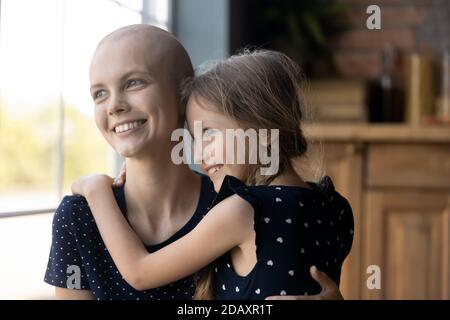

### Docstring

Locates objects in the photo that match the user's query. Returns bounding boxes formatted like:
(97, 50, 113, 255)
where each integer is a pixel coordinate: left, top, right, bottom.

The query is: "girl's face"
(186, 95, 250, 192)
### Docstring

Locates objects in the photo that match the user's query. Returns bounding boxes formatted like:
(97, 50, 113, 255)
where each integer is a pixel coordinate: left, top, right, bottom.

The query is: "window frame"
(0, 0, 172, 219)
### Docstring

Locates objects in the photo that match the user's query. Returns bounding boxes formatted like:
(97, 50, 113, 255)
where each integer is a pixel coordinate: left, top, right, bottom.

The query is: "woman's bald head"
(93, 25, 194, 110)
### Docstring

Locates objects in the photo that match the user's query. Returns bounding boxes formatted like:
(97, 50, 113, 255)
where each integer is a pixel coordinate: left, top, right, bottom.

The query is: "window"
(0, 0, 170, 299)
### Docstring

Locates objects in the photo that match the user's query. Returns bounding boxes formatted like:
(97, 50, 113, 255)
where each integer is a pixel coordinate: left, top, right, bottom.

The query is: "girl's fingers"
(113, 178, 124, 187)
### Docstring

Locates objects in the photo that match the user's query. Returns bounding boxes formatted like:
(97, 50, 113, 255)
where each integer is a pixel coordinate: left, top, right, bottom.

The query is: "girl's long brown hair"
(182, 49, 309, 299)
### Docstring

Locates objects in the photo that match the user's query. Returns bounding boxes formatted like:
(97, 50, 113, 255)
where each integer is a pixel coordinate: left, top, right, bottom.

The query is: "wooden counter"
(294, 123, 450, 300)
(304, 123, 450, 143)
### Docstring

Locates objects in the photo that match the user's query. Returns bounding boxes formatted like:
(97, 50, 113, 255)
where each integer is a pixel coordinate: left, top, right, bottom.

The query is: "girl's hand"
(265, 266, 344, 300)
(71, 174, 114, 198)
(112, 161, 127, 187)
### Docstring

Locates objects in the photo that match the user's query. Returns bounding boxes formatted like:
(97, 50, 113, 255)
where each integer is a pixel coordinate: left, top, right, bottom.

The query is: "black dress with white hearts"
(212, 175, 354, 300)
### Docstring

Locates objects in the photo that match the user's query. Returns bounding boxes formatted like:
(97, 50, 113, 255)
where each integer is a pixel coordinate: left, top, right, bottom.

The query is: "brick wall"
(332, 0, 433, 79)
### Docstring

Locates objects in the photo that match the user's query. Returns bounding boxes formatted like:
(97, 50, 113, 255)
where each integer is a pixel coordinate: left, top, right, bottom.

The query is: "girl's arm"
(72, 174, 253, 291)
(106, 164, 345, 300)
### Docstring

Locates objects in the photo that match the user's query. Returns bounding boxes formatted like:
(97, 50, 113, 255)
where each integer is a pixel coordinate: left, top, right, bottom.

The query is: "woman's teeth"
(114, 120, 145, 134)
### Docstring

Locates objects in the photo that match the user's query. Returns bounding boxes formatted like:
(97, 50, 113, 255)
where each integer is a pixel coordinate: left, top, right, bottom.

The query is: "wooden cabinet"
(299, 124, 450, 299)
(363, 191, 450, 299)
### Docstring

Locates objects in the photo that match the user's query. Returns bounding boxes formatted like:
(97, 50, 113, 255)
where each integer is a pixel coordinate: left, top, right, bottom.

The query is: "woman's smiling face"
(186, 95, 250, 192)
(89, 35, 181, 159)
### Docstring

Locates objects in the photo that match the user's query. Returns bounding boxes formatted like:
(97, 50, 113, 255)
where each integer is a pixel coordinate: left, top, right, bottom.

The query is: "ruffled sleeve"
(210, 175, 261, 212)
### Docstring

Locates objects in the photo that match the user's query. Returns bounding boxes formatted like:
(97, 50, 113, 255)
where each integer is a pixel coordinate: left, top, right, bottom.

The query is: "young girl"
(72, 50, 354, 299)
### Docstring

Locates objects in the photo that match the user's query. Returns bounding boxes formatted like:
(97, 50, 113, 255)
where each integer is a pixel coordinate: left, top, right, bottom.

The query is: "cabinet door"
(363, 191, 450, 299)
(295, 142, 363, 299)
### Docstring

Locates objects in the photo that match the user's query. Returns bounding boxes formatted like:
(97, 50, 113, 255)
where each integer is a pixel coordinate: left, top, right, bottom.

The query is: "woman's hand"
(71, 173, 114, 198)
(265, 266, 344, 300)
(112, 161, 127, 187)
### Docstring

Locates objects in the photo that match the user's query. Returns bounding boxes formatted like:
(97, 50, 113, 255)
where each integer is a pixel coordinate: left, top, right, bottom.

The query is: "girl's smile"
(186, 95, 249, 191)
(203, 164, 224, 176)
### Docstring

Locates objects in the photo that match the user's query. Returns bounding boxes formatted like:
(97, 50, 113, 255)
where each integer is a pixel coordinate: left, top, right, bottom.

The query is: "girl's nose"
(193, 138, 204, 164)
(202, 139, 219, 166)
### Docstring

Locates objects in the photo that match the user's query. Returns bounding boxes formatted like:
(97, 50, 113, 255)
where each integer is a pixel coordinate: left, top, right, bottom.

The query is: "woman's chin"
(116, 148, 136, 158)
(116, 145, 144, 159)
(114, 139, 152, 158)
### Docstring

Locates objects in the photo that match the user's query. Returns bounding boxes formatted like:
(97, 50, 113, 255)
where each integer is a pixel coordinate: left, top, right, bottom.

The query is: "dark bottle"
(366, 46, 406, 123)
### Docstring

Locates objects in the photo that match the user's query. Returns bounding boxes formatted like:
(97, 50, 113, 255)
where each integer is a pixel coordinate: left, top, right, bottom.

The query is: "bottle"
(405, 52, 434, 126)
(366, 46, 406, 123)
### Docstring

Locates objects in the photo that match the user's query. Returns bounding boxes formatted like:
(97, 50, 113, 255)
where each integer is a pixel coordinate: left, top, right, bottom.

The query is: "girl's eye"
(203, 128, 217, 137)
(126, 79, 145, 88)
(93, 90, 107, 100)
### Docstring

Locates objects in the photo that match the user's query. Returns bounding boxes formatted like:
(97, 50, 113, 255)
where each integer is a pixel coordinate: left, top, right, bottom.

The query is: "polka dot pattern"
(212, 175, 354, 300)
(44, 174, 216, 300)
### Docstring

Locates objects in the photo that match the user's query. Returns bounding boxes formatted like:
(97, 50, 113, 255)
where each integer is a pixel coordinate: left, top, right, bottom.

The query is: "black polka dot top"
(211, 175, 354, 300)
(44, 173, 216, 300)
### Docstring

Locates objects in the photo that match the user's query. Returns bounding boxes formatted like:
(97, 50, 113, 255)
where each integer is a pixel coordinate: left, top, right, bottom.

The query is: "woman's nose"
(107, 93, 130, 116)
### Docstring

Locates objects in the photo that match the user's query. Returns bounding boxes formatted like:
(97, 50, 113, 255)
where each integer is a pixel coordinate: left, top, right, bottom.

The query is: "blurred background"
(0, 0, 449, 299)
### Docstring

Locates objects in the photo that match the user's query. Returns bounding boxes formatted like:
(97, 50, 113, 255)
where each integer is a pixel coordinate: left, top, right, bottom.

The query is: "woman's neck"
(124, 156, 201, 222)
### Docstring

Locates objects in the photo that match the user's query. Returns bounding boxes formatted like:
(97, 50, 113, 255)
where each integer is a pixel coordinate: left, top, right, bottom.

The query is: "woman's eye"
(93, 90, 107, 100)
(126, 79, 145, 88)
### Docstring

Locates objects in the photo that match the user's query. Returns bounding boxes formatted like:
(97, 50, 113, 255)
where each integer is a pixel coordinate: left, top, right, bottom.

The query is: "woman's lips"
(113, 119, 147, 134)
(113, 120, 147, 137)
